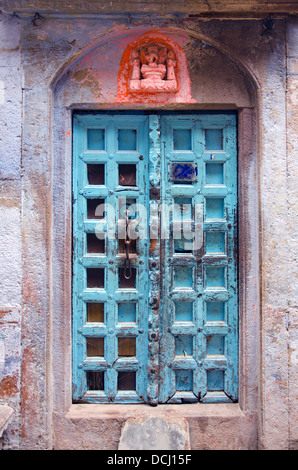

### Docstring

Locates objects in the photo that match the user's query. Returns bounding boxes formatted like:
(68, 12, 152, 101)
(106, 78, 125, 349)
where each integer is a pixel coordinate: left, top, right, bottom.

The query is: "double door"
(72, 112, 238, 404)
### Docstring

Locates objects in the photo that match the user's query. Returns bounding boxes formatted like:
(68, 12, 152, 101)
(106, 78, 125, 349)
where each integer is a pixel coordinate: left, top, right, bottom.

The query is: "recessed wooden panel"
(87, 303, 104, 323)
(205, 232, 225, 253)
(205, 267, 225, 288)
(118, 371, 136, 391)
(87, 268, 105, 288)
(86, 371, 104, 391)
(87, 164, 105, 185)
(173, 129, 192, 150)
(87, 198, 105, 219)
(174, 236, 193, 253)
(87, 337, 104, 357)
(206, 163, 223, 184)
(118, 337, 136, 356)
(173, 197, 192, 219)
(175, 335, 193, 356)
(206, 198, 224, 219)
(118, 164, 137, 186)
(87, 233, 105, 254)
(206, 335, 224, 355)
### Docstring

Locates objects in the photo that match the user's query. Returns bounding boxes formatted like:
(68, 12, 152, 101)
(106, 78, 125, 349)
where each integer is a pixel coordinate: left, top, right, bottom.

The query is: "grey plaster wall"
(285, 16, 298, 451)
(0, 12, 22, 450)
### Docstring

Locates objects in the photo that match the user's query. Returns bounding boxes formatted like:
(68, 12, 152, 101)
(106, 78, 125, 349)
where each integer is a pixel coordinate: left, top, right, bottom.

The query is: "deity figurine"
(130, 49, 141, 80)
(129, 42, 177, 92)
(140, 45, 166, 82)
(166, 50, 176, 81)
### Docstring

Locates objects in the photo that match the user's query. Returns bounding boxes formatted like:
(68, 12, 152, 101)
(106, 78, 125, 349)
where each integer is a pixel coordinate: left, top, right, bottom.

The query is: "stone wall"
(0, 12, 22, 450)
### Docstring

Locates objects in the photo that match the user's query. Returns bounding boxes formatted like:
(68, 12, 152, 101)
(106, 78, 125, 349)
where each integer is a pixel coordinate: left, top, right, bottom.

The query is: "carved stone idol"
(129, 43, 177, 92)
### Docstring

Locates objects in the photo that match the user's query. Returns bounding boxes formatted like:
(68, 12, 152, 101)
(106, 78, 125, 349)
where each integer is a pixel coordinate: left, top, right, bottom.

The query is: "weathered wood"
(72, 112, 238, 404)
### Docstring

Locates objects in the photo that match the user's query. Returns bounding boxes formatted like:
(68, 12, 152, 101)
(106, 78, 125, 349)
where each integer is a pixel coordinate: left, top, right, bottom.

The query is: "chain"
(124, 209, 132, 280)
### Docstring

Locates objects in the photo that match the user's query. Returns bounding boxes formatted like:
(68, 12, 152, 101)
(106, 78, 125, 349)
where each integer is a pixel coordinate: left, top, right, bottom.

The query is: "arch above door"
(52, 27, 257, 109)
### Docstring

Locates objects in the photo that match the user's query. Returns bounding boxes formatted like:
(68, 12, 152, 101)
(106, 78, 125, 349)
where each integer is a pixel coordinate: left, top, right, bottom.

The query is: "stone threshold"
(0, 405, 14, 438)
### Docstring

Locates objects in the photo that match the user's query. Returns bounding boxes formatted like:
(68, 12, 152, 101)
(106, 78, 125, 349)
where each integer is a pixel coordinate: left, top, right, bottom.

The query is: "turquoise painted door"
(72, 112, 238, 404)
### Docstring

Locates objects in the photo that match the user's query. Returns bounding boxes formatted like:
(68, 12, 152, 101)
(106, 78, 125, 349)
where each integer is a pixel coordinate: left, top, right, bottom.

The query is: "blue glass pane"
(118, 303, 136, 322)
(176, 370, 193, 391)
(207, 369, 224, 391)
(87, 371, 104, 391)
(206, 163, 223, 184)
(174, 266, 192, 288)
(175, 336, 193, 356)
(118, 129, 137, 150)
(173, 129, 192, 150)
(206, 232, 225, 253)
(206, 302, 225, 322)
(175, 302, 193, 322)
(87, 129, 105, 150)
(206, 335, 224, 355)
(205, 129, 223, 150)
(87, 164, 105, 185)
(205, 267, 225, 288)
(206, 198, 224, 219)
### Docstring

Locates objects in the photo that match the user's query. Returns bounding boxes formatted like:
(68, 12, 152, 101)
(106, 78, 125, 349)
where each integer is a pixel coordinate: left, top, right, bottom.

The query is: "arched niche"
(52, 28, 256, 109)
(50, 26, 260, 446)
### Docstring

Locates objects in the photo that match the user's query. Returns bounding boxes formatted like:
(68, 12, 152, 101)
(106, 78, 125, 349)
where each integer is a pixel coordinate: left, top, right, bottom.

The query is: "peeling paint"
(0, 374, 19, 398)
(289, 340, 298, 365)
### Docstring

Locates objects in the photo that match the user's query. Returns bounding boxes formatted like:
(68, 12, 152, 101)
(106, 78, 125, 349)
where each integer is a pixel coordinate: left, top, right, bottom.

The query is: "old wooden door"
(72, 112, 238, 404)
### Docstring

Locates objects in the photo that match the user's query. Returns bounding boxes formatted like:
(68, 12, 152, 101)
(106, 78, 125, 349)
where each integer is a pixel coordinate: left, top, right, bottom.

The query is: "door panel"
(73, 114, 149, 403)
(159, 114, 238, 403)
(72, 112, 238, 404)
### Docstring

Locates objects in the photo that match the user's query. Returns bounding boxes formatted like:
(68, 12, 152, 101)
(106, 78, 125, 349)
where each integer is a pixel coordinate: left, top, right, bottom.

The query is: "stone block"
(0, 405, 14, 437)
(118, 415, 190, 450)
